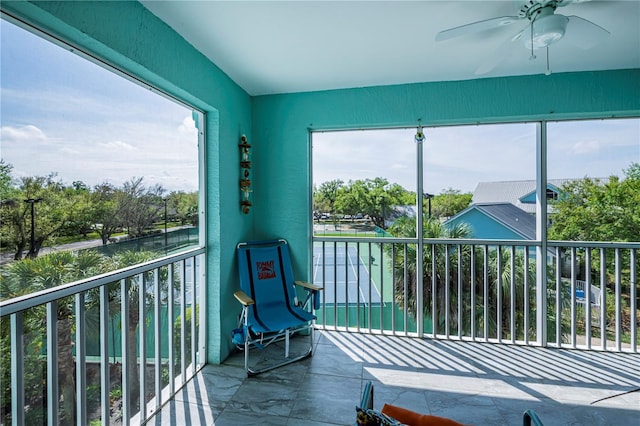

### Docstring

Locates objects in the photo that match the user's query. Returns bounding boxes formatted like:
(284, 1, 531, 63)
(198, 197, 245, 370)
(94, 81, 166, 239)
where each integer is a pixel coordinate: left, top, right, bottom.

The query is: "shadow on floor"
(144, 330, 640, 425)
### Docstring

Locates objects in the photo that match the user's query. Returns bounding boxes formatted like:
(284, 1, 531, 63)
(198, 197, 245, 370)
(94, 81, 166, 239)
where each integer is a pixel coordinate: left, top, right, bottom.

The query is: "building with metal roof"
(444, 202, 536, 240)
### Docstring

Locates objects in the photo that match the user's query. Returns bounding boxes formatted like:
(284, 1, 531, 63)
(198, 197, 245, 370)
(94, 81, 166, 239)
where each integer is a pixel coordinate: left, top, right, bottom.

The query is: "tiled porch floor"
(145, 330, 640, 425)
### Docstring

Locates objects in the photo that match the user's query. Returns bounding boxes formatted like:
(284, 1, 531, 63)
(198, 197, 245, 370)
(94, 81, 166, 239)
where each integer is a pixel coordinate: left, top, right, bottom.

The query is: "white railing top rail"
(314, 235, 640, 250)
(0, 246, 205, 317)
(313, 236, 541, 246)
(547, 240, 640, 249)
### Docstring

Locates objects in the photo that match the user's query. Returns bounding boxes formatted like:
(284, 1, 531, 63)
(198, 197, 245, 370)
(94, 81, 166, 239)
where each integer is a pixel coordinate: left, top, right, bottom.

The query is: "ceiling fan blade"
(561, 15, 610, 49)
(435, 16, 520, 42)
(475, 37, 517, 75)
(475, 24, 529, 75)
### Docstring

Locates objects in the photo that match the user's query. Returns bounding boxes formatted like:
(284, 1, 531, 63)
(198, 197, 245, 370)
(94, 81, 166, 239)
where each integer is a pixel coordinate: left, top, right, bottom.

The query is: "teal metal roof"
(473, 179, 583, 214)
(445, 202, 536, 240)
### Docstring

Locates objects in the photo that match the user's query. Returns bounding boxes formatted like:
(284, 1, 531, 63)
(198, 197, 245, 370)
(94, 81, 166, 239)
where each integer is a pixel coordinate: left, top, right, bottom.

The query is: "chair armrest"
(523, 409, 544, 426)
(234, 290, 255, 306)
(295, 280, 323, 292)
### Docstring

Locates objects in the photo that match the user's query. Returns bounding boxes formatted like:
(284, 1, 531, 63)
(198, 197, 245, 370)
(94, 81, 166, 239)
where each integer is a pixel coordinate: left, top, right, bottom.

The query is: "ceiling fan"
(435, 0, 610, 75)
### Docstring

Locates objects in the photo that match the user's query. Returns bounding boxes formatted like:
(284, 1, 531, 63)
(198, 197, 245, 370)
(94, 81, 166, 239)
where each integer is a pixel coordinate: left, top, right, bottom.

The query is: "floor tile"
(142, 330, 640, 426)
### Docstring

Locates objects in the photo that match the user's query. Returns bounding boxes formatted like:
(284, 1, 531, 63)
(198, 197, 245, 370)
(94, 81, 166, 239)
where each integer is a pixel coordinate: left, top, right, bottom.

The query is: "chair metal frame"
(233, 239, 322, 376)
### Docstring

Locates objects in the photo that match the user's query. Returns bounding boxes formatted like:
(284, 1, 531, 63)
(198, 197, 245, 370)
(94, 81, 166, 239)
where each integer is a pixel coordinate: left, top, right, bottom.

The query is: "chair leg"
(285, 329, 290, 358)
(244, 315, 250, 372)
(245, 326, 314, 377)
(244, 337, 249, 372)
(310, 325, 314, 355)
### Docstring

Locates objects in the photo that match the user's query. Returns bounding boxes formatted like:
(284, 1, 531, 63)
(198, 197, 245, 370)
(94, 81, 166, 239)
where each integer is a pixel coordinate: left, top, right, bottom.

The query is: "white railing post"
(407, 244, 412, 335)
(139, 272, 147, 420)
(11, 312, 24, 426)
(168, 263, 175, 395)
(180, 259, 187, 383)
(510, 246, 516, 344)
(535, 121, 548, 347)
(416, 125, 424, 337)
(600, 249, 607, 350)
(46, 300, 59, 426)
(555, 247, 562, 347)
(630, 249, 637, 353)
(75, 293, 87, 426)
(444, 246, 450, 338)
(524, 246, 530, 345)
(191, 257, 197, 371)
(470, 245, 476, 340)
(121, 278, 130, 426)
(154, 268, 162, 409)
(483, 245, 489, 342)
(99, 284, 110, 426)
(585, 248, 592, 349)
(615, 248, 622, 351)
(457, 245, 463, 339)
(497, 245, 503, 343)
(198, 254, 207, 366)
(570, 247, 577, 348)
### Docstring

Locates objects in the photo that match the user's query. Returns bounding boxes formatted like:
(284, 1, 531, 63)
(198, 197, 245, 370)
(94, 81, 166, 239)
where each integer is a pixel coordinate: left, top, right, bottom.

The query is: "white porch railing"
(312, 237, 638, 354)
(0, 247, 206, 426)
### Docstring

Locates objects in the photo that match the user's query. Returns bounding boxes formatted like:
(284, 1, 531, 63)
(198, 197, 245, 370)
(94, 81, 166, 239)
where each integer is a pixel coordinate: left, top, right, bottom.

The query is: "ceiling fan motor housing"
(520, 3, 569, 49)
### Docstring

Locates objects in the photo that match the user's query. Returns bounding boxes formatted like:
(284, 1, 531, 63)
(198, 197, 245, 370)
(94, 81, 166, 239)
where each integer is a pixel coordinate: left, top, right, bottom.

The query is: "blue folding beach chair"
(233, 239, 322, 376)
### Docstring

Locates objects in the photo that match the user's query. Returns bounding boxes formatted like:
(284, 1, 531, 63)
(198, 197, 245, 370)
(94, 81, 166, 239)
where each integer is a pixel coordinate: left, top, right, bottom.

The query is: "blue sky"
(1, 19, 199, 192)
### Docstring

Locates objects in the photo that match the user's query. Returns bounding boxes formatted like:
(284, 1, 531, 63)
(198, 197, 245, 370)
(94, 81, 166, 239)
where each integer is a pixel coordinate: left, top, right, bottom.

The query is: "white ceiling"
(141, 0, 640, 96)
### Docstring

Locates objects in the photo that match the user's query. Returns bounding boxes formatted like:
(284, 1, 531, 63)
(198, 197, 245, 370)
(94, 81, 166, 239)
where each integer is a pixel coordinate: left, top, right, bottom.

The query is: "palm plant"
(0, 247, 180, 424)
(482, 246, 537, 341)
(386, 217, 540, 340)
(386, 217, 472, 332)
(0, 250, 102, 425)
(96, 249, 171, 415)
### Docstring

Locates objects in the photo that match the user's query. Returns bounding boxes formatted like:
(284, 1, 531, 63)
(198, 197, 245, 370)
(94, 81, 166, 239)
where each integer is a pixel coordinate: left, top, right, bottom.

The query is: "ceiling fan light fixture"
(524, 14, 569, 49)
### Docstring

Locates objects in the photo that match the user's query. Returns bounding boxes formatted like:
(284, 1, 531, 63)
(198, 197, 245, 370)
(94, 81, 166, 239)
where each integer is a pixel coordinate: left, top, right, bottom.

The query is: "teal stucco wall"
(251, 69, 640, 283)
(2, 1, 640, 365)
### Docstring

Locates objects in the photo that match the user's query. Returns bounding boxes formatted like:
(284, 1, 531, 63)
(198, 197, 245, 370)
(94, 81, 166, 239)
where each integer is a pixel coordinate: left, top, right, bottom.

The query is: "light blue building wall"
(445, 209, 525, 241)
(3, 1, 640, 363)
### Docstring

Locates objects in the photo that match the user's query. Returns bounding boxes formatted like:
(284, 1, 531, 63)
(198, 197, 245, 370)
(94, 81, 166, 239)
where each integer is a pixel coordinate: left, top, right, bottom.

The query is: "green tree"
(313, 179, 343, 219)
(431, 188, 472, 219)
(2, 174, 86, 259)
(60, 181, 94, 238)
(336, 178, 411, 229)
(0, 161, 21, 253)
(549, 163, 640, 242)
(119, 177, 166, 238)
(549, 164, 640, 335)
(0, 160, 14, 201)
(167, 191, 199, 226)
(91, 182, 124, 245)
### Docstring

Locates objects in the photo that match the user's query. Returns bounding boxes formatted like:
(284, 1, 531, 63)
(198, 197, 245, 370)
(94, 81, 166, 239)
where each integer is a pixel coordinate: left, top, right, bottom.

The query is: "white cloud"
(60, 146, 81, 155)
(571, 140, 600, 155)
(1, 124, 47, 143)
(98, 140, 137, 151)
(178, 115, 197, 134)
(390, 163, 409, 170)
